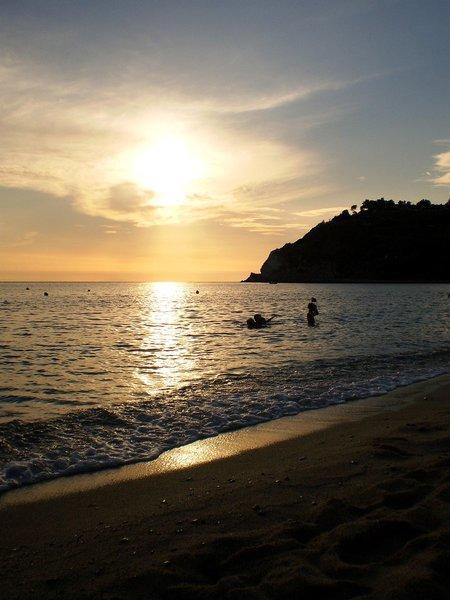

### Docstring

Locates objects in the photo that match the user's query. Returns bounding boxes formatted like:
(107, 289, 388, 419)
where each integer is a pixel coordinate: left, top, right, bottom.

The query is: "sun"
(130, 135, 205, 207)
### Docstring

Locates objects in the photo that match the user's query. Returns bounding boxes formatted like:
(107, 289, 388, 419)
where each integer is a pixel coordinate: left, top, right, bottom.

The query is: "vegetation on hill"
(244, 199, 450, 283)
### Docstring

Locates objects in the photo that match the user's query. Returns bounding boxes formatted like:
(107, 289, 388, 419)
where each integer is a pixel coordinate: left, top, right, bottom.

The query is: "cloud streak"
(294, 206, 348, 217)
(205, 71, 392, 115)
(431, 139, 450, 187)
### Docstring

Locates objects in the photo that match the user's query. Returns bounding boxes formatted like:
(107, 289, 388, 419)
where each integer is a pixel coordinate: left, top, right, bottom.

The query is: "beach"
(2, 2, 449, 598)
(1, 374, 450, 599)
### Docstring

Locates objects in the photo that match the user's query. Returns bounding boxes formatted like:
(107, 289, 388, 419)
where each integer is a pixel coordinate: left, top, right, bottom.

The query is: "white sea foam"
(0, 350, 449, 492)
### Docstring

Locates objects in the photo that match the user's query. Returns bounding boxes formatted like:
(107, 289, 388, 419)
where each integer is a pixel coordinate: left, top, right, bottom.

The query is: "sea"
(0, 282, 449, 492)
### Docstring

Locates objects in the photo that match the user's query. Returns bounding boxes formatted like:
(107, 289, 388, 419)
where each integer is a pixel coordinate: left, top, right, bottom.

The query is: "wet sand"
(1, 374, 450, 599)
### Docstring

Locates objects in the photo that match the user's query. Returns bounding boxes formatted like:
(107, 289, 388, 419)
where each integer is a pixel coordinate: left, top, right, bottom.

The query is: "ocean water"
(0, 281, 449, 492)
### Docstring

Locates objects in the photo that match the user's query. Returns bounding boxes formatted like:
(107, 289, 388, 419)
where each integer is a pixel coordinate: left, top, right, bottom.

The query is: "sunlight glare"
(136, 282, 196, 390)
(131, 135, 205, 207)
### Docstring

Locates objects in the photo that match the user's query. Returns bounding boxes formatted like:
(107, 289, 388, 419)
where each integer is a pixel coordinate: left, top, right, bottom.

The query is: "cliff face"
(243, 199, 450, 283)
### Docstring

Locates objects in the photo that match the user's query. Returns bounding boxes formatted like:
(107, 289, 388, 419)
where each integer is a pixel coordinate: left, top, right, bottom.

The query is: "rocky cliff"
(243, 199, 450, 283)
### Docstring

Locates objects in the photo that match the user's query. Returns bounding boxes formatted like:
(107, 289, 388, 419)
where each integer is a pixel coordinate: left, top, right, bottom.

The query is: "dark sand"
(1, 375, 450, 599)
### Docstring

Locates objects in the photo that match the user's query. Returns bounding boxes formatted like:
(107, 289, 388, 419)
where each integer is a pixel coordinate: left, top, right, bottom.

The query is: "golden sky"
(1, 1, 448, 281)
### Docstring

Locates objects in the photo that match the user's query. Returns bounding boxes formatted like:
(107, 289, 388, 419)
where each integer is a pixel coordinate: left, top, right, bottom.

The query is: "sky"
(0, 0, 449, 281)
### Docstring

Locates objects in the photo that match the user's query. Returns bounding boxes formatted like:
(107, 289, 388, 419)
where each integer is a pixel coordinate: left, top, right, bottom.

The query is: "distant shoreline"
(242, 279, 450, 284)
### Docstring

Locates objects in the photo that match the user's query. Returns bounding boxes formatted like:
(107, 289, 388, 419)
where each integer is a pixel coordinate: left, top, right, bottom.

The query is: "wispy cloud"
(294, 206, 348, 217)
(222, 217, 308, 235)
(205, 71, 390, 115)
(0, 228, 38, 249)
(431, 139, 450, 186)
(201, 81, 345, 115)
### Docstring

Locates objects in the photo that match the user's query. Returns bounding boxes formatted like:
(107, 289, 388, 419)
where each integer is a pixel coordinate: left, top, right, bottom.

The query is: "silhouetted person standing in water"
(307, 297, 318, 326)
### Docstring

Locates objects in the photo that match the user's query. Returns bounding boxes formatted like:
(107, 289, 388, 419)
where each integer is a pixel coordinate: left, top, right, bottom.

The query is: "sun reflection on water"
(137, 282, 196, 390)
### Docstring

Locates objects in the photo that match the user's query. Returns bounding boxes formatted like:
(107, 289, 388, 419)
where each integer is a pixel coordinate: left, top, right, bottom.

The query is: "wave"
(1, 348, 449, 493)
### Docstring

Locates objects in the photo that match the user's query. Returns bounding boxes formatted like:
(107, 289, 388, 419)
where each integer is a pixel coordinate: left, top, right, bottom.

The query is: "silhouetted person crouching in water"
(307, 297, 318, 327)
(247, 314, 275, 329)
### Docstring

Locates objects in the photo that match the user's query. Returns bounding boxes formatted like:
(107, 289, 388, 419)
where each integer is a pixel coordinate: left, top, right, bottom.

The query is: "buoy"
(44, 292, 49, 297)
(196, 290, 199, 294)
(26, 287, 30, 290)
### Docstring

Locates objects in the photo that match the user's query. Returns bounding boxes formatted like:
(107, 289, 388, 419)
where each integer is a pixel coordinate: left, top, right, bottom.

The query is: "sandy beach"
(1, 374, 450, 599)
(2, 2, 449, 598)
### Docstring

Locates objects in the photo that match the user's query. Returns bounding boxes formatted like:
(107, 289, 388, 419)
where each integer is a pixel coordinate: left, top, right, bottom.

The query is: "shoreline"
(2, 373, 447, 506)
(2, 373, 450, 598)
(242, 279, 450, 284)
